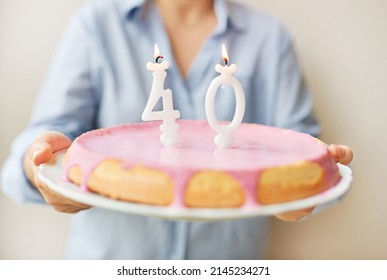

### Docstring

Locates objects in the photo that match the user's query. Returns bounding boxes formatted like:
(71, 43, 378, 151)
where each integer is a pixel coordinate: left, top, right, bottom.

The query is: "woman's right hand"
(24, 131, 91, 213)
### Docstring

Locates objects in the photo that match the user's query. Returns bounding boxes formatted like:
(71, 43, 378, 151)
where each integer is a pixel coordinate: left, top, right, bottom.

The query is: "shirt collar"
(120, 0, 246, 33)
(119, 0, 147, 20)
(214, 0, 246, 34)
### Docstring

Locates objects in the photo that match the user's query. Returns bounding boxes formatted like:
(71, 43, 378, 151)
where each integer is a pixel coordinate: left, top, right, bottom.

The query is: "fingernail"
(32, 147, 42, 160)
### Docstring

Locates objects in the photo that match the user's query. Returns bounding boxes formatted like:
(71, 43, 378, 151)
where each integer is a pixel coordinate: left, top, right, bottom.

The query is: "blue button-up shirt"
(1, 0, 320, 259)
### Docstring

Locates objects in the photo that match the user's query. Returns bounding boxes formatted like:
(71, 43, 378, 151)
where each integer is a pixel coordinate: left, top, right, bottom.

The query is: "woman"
(1, 0, 352, 259)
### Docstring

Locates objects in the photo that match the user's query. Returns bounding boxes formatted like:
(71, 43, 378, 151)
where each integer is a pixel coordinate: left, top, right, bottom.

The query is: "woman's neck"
(155, 0, 217, 78)
(156, 0, 215, 27)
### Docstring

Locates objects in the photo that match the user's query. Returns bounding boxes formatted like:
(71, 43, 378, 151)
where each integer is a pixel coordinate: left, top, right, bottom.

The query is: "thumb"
(28, 132, 72, 166)
(328, 144, 353, 165)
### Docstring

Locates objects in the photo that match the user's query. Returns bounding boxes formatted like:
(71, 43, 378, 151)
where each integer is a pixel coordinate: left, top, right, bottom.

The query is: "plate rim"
(37, 150, 353, 221)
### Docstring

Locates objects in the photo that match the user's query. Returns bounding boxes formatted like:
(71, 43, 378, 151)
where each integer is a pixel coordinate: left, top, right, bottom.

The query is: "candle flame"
(154, 44, 160, 58)
(222, 44, 229, 64)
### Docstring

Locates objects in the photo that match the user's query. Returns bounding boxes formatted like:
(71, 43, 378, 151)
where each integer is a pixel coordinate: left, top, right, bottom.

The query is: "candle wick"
(156, 55, 164, 64)
(223, 58, 228, 66)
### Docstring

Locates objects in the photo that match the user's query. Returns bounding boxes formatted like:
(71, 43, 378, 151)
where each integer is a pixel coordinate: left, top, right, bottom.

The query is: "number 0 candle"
(205, 44, 246, 149)
(142, 44, 180, 148)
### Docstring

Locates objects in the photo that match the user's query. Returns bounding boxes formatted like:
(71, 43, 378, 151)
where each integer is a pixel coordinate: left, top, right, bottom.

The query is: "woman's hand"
(327, 144, 353, 165)
(24, 131, 91, 213)
(275, 144, 353, 222)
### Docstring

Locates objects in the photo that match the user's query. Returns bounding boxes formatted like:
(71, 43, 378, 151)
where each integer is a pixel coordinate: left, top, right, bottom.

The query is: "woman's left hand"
(327, 144, 353, 165)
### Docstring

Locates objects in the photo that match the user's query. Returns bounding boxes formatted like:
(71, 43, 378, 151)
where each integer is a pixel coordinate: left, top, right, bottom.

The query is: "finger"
(327, 144, 341, 162)
(35, 178, 91, 213)
(275, 207, 314, 222)
(50, 199, 92, 214)
(28, 132, 72, 166)
(328, 144, 353, 165)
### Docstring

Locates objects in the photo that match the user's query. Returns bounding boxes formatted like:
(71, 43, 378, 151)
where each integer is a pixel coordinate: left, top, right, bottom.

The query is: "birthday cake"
(62, 120, 340, 208)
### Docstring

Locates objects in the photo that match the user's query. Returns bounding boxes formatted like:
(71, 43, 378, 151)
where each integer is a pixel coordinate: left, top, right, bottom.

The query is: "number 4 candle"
(205, 44, 246, 149)
(142, 44, 180, 148)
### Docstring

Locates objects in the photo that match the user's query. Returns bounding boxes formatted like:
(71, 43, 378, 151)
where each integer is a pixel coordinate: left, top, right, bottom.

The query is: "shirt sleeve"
(1, 7, 98, 204)
(272, 26, 321, 137)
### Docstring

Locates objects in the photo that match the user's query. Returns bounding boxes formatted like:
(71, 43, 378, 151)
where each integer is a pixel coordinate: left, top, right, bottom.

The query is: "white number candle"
(205, 44, 246, 149)
(142, 44, 180, 148)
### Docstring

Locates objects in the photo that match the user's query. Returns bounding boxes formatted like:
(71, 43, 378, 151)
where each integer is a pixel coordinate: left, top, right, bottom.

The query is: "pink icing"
(63, 120, 340, 207)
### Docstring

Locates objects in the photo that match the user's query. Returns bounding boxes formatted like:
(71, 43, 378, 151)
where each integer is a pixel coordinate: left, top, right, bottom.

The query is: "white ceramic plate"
(38, 150, 353, 221)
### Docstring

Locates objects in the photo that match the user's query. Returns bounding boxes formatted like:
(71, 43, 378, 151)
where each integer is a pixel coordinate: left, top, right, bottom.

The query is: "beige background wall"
(0, 0, 386, 259)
